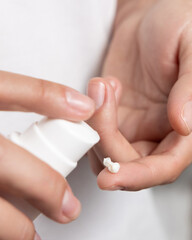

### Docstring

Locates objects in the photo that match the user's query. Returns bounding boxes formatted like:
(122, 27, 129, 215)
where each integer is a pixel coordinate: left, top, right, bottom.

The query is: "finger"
(0, 135, 81, 223)
(104, 76, 122, 105)
(0, 71, 95, 121)
(89, 140, 156, 175)
(87, 77, 139, 162)
(87, 149, 104, 176)
(132, 141, 158, 157)
(98, 131, 192, 191)
(168, 31, 192, 135)
(0, 197, 38, 240)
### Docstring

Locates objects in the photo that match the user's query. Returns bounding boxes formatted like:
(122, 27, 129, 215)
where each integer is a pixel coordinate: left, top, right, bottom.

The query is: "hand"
(0, 71, 95, 240)
(103, 0, 192, 140)
(87, 0, 192, 191)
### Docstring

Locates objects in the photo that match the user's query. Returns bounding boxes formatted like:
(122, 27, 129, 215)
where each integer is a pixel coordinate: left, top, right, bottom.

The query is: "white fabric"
(0, 1, 191, 239)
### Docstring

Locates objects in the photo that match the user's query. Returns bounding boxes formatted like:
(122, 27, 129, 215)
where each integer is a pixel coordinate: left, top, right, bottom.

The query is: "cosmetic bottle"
(5, 118, 100, 220)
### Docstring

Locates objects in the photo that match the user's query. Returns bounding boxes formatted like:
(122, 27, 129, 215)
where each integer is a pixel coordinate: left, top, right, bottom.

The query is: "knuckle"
(37, 80, 66, 105)
(48, 171, 67, 197)
(37, 79, 49, 102)
(39, 169, 67, 207)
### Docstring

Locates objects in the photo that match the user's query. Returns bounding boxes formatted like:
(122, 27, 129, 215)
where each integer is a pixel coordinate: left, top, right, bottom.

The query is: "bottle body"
(6, 118, 100, 220)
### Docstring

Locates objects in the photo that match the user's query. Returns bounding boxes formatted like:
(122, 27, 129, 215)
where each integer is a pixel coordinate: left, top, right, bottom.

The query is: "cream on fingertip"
(103, 157, 120, 174)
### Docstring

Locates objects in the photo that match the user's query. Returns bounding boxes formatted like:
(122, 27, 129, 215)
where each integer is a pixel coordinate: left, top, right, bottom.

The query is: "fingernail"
(105, 76, 119, 103)
(182, 101, 192, 133)
(62, 189, 81, 219)
(88, 81, 105, 109)
(109, 185, 123, 191)
(34, 232, 41, 240)
(106, 76, 117, 90)
(66, 90, 94, 112)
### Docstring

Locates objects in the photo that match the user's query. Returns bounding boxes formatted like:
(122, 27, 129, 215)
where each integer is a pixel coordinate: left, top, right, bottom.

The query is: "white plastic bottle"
(5, 118, 100, 220)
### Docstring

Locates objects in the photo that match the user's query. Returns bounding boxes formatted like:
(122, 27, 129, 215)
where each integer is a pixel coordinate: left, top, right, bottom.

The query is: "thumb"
(168, 33, 192, 136)
(87, 77, 139, 162)
(168, 76, 192, 136)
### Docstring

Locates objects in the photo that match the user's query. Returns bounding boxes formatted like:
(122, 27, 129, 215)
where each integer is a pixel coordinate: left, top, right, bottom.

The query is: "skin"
(0, 71, 95, 240)
(2, 0, 192, 238)
(87, 0, 192, 191)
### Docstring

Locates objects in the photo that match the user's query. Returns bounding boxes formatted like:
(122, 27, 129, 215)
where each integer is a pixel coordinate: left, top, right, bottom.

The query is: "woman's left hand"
(87, 77, 192, 190)
(87, 0, 192, 190)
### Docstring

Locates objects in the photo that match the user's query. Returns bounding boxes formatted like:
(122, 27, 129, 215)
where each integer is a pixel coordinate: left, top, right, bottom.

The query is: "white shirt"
(0, 1, 191, 239)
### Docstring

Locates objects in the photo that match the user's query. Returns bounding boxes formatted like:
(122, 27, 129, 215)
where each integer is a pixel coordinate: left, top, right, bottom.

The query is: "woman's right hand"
(0, 71, 95, 240)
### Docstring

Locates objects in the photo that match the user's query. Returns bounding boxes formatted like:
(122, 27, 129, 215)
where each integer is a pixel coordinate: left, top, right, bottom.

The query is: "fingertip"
(167, 99, 190, 136)
(87, 77, 118, 132)
(97, 168, 121, 191)
(64, 90, 96, 121)
(87, 78, 106, 110)
(88, 77, 117, 109)
(97, 161, 152, 191)
(79, 97, 96, 121)
(105, 76, 122, 104)
(180, 101, 192, 135)
(167, 76, 192, 136)
(58, 187, 81, 223)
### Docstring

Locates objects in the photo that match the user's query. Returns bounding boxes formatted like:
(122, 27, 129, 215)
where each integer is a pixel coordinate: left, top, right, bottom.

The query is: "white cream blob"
(103, 157, 120, 174)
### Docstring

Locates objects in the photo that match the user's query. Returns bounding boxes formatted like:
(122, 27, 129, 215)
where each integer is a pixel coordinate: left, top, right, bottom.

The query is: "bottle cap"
(10, 118, 100, 177)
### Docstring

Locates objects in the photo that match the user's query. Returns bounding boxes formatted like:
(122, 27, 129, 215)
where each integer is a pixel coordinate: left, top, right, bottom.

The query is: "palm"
(102, 0, 188, 143)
